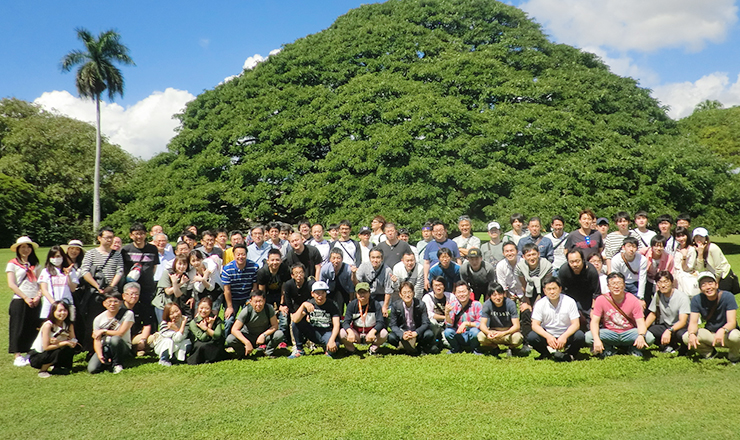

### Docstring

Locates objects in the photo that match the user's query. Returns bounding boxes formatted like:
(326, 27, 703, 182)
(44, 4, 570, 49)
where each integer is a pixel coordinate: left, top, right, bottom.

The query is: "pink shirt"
(592, 292, 643, 333)
(641, 248, 674, 283)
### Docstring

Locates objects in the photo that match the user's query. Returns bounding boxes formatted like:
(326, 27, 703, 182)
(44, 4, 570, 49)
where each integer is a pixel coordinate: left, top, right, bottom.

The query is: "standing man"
(480, 221, 505, 267)
(416, 222, 433, 264)
(517, 217, 554, 263)
(266, 222, 290, 257)
(307, 223, 331, 264)
(655, 215, 678, 256)
(428, 248, 461, 293)
(564, 209, 603, 261)
(320, 248, 354, 314)
(121, 223, 160, 318)
(544, 215, 569, 276)
(632, 211, 656, 251)
(195, 230, 223, 260)
(247, 225, 272, 268)
(460, 248, 497, 303)
(376, 222, 413, 269)
(392, 251, 425, 300)
(220, 244, 258, 336)
(528, 277, 584, 362)
(222, 230, 245, 266)
(610, 237, 648, 305)
(330, 220, 363, 267)
(423, 221, 460, 291)
(284, 233, 322, 280)
(152, 232, 174, 283)
(357, 226, 374, 263)
(453, 215, 481, 259)
(353, 248, 394, 317)
(683, 272, 740, 362)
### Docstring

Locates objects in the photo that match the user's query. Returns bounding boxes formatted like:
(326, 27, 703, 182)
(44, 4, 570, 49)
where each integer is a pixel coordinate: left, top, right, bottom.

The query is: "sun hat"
(10, 236, 39, 252)
(62, 239, 84, 252)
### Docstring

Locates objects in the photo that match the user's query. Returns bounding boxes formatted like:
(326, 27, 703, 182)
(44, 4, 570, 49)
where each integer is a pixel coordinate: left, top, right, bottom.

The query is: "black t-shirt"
(284, 245, 323, 276)
(282, 278, 315, 313)
(195, 245, 223, 260)
(121, 243, 160, 299)
(558, 262, 601, 312)
(306, 298, 341, 329)
(123, 301, 157, 337)
(376, 240, 413, 269)
(256, 263, 291, 306)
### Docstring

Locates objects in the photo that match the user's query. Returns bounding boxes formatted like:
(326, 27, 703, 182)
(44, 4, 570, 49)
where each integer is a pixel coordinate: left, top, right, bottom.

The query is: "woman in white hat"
(6, 236, 41, 366)
(691, 228, 738, 294)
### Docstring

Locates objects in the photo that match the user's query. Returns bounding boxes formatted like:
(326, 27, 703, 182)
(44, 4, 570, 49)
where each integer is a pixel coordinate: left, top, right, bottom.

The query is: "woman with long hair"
(673, 226, 700, 298)
(6, 236, 42, 366)
(153, 254, 191, 322)
(187, 297, 225, 365)
(692, 228, 739, 294)
(154, 302, 191, 367)
(28, 301, 77, 377)
(38, 246, 79, 321)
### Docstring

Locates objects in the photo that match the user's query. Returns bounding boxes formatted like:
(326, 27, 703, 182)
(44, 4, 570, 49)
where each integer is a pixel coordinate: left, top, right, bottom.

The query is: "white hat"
(692, 227, 709, 238)
(62, 239, 84, 252)
(487, 221, 501, 231)
(312, 281, 330, 292)
(10, 236, 39, 252)
(697, 271, 716, 284)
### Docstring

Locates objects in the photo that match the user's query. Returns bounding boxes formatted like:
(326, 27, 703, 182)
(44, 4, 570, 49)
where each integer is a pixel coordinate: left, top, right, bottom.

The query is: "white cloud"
(519, 0, 737, 52)
(652, 72, 740, 119)
(221, 48, 283, 84)
(35, 88, 195, 159)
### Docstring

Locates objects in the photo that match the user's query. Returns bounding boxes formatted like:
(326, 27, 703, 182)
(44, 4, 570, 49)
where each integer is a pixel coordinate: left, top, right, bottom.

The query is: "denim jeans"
(585, 328, 655, 351)
(443, 327, 481, 353)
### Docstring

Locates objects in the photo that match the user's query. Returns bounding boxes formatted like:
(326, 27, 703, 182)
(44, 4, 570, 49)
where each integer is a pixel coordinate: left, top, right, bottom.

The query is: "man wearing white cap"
(289, 281, 341, 358)
(683, 271, 740, 362)
(480, 221, 505, 266)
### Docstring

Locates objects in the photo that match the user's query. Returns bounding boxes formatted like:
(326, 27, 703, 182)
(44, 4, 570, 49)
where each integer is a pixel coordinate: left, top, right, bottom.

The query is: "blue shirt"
(247, 242, 272, 268)
(221, 260, 258, 301)
(428, 261, 461, 292)
(423, 239, 460, 265)
(517, 235, 554, 263)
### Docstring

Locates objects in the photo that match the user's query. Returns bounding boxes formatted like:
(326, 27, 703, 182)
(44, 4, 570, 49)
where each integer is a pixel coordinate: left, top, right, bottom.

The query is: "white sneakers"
(13, 355, 29, 367)
(112, 365, 124, 374)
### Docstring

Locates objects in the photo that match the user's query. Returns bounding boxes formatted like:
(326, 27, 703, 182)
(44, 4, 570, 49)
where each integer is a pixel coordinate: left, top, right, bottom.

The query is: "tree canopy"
(107, 0, 740, 236)
(679, 103, 740, 168)
(0, 98, 137, 246)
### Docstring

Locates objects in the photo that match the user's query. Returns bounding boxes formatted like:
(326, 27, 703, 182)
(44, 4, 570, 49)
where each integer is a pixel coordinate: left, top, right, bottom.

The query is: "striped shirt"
(221, 260, 258, 301)
(79, 248, 124, 287)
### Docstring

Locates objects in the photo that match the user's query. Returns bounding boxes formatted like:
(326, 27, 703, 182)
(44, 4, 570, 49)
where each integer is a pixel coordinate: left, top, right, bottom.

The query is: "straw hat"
(10, 236, 39, 252)
(62, 239, 84, 252)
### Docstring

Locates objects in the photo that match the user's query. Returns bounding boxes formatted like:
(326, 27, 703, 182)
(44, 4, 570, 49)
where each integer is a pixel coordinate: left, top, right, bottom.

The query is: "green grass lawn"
(2, 240, 740, 439)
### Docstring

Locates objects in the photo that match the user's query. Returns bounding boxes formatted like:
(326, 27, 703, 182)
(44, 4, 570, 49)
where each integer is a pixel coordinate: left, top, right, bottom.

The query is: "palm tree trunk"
(93, 95, 101, 232)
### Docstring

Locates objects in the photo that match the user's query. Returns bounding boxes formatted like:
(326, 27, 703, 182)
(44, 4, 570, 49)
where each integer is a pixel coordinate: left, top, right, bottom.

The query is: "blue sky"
(2, 0, 740, 158)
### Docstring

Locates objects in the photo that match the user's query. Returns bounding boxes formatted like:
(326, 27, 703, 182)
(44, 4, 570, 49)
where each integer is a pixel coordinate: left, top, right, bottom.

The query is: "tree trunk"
(93, 95, 101, 233)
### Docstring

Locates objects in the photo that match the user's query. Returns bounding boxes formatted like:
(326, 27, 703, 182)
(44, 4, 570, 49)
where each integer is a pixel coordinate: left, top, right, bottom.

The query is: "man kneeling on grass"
(88, 291, 134, 374)
(586, 272, 655, 357)
(389, 281, 434, 355)
(289, 281, 341, 359)
(341, 282, 388, 356)
(226, 290, 284, 359)
(527, 277, 584, 361)
(683, 272, 740, 362)
(477, 283, 524, 356)
(443, 281, 482, 354)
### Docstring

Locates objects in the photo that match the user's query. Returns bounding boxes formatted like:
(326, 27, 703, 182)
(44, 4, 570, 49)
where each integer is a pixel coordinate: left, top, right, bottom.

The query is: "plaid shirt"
(447, 296, 482, 328)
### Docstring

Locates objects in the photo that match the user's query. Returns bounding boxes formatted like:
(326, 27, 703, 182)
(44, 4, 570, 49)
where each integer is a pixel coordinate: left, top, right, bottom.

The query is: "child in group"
(28, 301, 78, 377)
(154, 303, 191, 367)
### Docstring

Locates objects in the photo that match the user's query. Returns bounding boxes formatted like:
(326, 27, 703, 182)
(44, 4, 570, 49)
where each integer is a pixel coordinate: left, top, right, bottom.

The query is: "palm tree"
(61, 28, 134, 232)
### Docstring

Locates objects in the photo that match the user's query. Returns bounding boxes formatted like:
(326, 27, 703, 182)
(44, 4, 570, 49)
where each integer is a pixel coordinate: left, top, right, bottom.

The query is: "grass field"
(2, 238, 740, 439)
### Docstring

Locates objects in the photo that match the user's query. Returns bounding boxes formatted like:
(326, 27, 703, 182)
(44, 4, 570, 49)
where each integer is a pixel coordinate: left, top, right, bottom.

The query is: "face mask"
(50, 257, 64, 267)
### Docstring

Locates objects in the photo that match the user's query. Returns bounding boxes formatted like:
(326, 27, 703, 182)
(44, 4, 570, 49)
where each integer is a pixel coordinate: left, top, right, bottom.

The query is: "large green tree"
(109, 0, 740, 235)
(61, 28, 134, 232)
(678, 102, 740, 167)
(0, 98, 137, 244)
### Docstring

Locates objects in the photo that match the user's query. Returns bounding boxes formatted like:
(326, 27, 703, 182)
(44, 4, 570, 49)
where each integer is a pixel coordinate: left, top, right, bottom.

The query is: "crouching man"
(477, 283, 524, 356)
(226, 290, 284, 358)
(341, 282, 388, 356)
(683, 272, 740, 362)
(289, 281, 341, 359)
(527, 277, 584, 361)
(443, 281, 482, 354)
(389, 281, 434, 355)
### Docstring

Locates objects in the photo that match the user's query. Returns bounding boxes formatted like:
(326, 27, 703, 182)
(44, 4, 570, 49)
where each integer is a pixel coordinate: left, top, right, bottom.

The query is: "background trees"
(0, 98, 136, 246)
(102, 0, 740, 235)
(61, 28, 134, 232)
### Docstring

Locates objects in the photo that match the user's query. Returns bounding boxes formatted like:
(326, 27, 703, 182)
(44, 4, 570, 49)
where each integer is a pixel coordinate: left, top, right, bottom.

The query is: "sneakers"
(158, 359, 172, 367)
(553, 352, 574, 362)
(661, 346, 676, 354)
(112, 365, 124, 374)
(38, 371, 51, 378)
(288, 350, 305, 359)
(505, 348, 514, 358)
(629, 348, 644, 358)
(257, 344, 267, 351)
(277, 342, 288, 349)
(324, 350, 335, 359)
(367, 346, 379, 356)
(13, 356, 29, 367)
(517, 344, 532, 357)
(705, 348, 718, 360)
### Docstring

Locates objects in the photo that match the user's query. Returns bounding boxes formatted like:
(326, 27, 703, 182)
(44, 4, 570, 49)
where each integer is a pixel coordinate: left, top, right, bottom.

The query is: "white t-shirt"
(38, 268, 79, 318)
(5, 260, 40, 299)
(532, 294, 580, 338)
(93, 309, 135, 347)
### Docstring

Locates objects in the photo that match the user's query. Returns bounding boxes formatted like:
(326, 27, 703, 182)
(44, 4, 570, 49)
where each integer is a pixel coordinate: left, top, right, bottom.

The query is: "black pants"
(527, 330, 585, 357)
(647, 323, 687, 349)
(8, 298, 40, 353)
(29, 347, 74, 370)
(388, 328, 435, 353)
(187, 340, 226, 365)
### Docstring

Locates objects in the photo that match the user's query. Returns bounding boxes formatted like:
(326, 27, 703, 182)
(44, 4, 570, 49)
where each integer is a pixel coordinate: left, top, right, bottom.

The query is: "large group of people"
(7, 210, 740, 377)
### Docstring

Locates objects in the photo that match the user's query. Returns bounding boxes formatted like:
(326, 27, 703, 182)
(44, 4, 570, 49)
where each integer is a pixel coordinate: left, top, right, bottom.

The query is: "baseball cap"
(487, 221, 501, 231)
